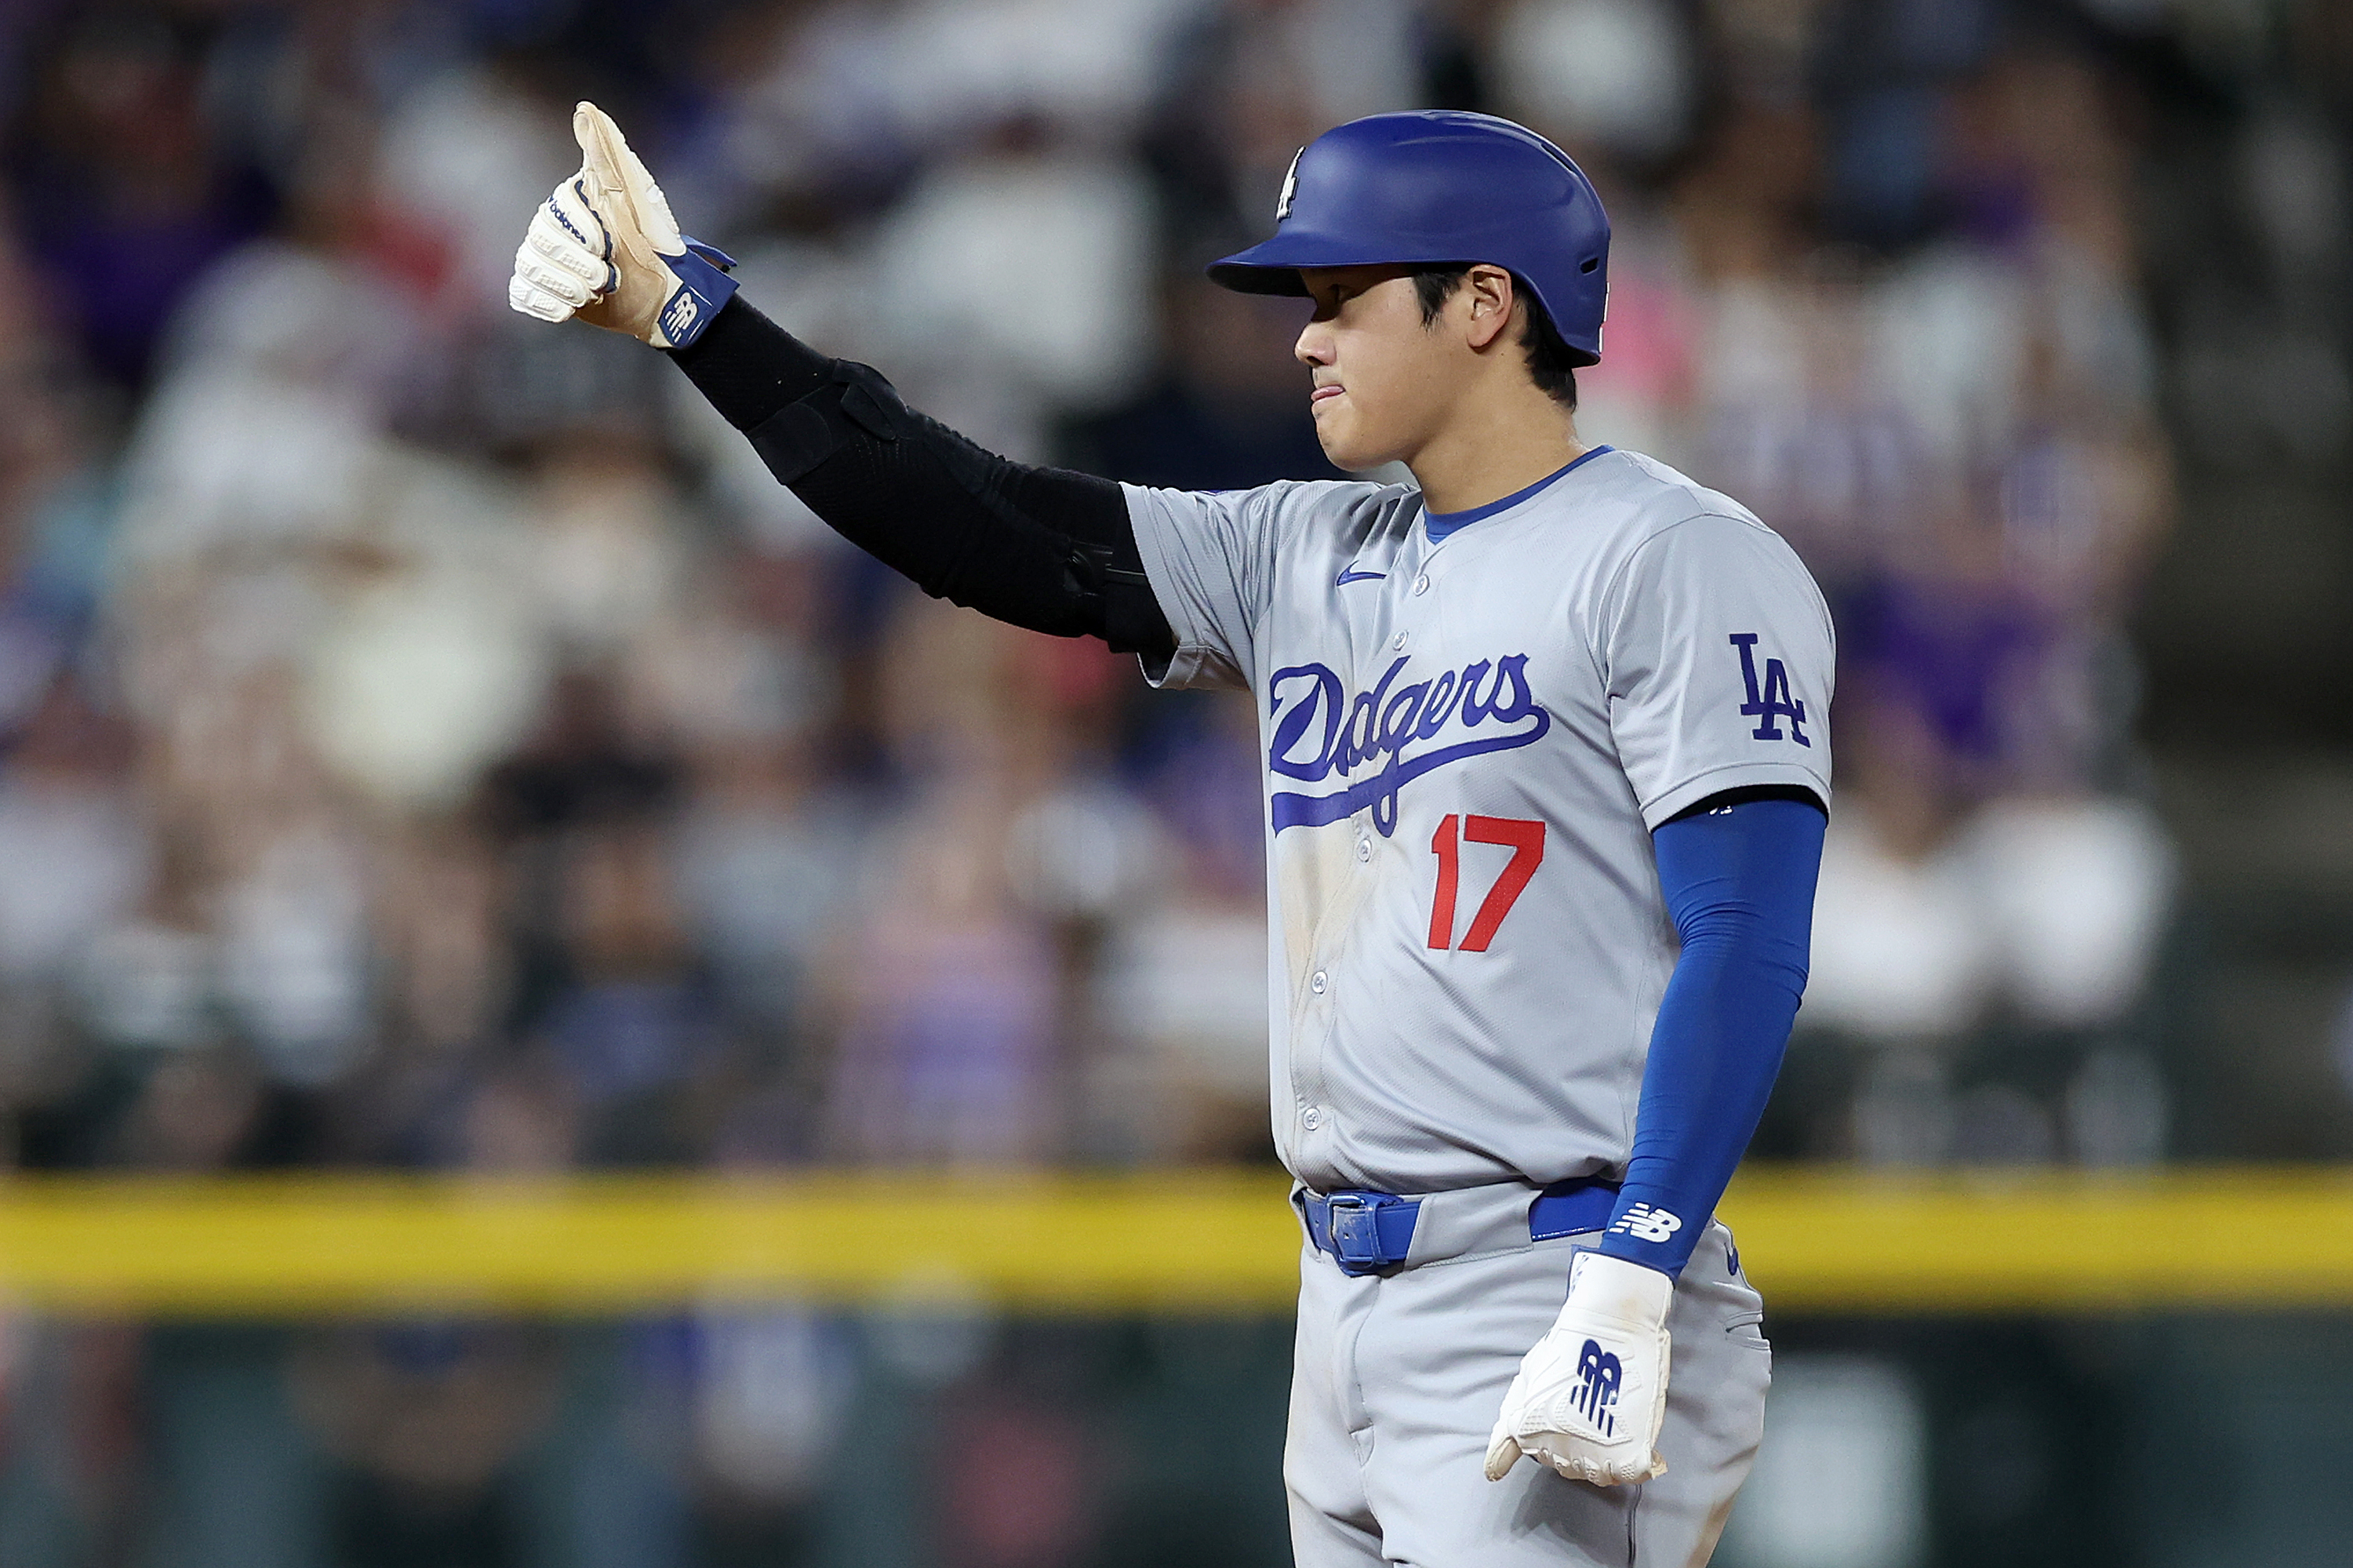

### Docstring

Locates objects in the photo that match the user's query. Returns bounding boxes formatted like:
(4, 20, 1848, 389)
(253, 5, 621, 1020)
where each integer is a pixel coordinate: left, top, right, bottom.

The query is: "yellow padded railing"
(0, 1166, 2345, 1315)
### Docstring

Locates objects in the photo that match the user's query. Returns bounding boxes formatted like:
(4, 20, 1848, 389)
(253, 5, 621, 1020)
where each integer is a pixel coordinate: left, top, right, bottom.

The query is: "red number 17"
(1427, 814, 1547, 951)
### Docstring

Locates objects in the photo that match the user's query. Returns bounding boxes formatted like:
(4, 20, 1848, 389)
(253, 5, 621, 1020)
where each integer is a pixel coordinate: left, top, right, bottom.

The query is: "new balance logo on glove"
(1570, 1340, 1622, 1437)
(1607, 1203, 1682, 1245)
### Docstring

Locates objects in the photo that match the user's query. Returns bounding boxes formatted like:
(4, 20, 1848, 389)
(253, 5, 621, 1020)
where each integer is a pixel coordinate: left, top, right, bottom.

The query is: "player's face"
(1294, 265, 1464, 472)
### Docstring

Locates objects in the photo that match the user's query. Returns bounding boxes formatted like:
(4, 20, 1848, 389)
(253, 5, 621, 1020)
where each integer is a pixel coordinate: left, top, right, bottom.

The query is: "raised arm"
(509, 101, 1173, 663)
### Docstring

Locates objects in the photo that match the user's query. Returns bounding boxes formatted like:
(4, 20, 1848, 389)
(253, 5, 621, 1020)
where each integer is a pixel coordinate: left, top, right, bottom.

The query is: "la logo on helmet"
(1277, 147, 1303, 221)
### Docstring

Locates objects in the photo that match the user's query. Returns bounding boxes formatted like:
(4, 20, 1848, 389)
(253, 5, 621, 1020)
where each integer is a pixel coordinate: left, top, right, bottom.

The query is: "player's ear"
(1461, 265, 1516, 352)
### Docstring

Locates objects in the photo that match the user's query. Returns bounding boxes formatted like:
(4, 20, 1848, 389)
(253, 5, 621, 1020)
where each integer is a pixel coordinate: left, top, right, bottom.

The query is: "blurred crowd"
(0, 0, 2344, 1563)
(0, 0, 2206, 1194)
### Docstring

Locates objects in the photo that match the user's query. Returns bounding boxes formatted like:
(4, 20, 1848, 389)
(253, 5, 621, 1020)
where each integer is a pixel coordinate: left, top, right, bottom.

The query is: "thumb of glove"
(573, 100, 684, 254)
(1483, 1428, 1524, 1483)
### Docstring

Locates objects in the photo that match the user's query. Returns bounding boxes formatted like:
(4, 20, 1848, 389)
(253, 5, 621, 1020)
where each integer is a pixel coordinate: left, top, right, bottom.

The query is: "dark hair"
(1411, 267, 1579, 409)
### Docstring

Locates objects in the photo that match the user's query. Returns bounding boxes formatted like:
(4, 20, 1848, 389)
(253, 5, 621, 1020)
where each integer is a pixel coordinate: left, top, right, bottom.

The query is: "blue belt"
(1300, 1190, 1421, 1275)
(1301, 1176, 1621, 1276)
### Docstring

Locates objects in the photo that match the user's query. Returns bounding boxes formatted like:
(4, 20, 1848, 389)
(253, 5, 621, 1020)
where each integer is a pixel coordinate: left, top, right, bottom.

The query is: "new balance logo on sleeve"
(1606, 1203, 1682, 1245)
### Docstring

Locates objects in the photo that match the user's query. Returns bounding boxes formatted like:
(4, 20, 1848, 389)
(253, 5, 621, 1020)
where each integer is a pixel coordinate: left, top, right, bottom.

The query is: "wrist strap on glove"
(654, 238, 738, 349)
(1567, 1250, 1674, 1330)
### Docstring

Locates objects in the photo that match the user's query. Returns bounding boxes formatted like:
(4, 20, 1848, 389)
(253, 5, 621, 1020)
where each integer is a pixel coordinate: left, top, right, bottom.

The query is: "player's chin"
(1311, 413, 1389, 474)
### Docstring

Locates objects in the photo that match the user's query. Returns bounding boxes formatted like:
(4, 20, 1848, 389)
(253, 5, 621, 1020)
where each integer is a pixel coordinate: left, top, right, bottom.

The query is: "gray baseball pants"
(1286, 1184, 1771, 1567)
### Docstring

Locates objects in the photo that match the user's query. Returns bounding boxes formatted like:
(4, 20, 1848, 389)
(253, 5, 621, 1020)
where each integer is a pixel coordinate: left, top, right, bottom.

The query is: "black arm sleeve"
(668, 298, 1175, 661)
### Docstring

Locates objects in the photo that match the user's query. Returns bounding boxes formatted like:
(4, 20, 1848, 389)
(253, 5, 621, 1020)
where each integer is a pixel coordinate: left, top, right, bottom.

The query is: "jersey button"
(1300, 1106, 1324, 1131)
(1411, 573, 1430, 596)
(1390, 631, 1407, 651)
(1355, 839, 1371, 863)
(1310, 970, 1329, 995)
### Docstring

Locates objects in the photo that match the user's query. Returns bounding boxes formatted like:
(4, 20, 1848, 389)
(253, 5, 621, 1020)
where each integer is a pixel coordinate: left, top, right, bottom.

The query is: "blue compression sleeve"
(1595, 795, 1825, 1279)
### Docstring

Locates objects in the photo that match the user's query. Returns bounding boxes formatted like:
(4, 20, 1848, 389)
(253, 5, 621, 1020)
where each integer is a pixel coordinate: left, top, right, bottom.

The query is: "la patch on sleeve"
(1729, 633, 1809, 747)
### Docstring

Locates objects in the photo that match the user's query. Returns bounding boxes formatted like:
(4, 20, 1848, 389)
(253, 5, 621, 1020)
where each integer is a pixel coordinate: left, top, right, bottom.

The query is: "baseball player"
(513, 104, 1830, 1566)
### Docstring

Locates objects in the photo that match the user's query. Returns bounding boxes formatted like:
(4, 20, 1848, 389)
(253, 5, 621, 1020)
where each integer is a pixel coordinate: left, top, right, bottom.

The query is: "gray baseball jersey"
(1123, 446, 1834, 1198)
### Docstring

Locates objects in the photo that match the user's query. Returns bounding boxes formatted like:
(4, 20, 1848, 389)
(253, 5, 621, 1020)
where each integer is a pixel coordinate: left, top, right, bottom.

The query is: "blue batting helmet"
(1207, 111, 1611, 366)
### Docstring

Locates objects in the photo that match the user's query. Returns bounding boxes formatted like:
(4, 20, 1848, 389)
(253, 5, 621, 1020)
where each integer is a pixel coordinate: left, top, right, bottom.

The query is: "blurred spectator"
(822, 598, 1081, 1166)
(1490, 0, 1696, 169)
(0, 678, 147, 994)
(9, 9, 277, 392)
(1063, 270, 1336, 489)
(287, 1320, 568, 1566)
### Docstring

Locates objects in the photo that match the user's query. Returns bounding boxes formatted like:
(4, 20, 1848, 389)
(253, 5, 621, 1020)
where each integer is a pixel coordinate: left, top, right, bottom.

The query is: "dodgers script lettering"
(1266, 653, 1551, 835)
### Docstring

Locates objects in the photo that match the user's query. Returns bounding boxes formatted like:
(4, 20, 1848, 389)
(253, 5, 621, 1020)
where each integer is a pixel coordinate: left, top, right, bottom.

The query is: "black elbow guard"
(744, 361, 912, 484)
(738, 355, 1174, 660)
(1067, 542, 1171, 657)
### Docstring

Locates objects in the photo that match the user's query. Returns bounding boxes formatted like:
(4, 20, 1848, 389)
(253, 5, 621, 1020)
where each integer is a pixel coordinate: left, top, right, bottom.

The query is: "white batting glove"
(508, 100, 736, 349)
(1484, 1250, 1672, 1486)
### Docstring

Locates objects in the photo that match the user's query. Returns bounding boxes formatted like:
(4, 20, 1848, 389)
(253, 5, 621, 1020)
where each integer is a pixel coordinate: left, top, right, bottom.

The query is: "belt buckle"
(1326, 1192, 1398, 1271)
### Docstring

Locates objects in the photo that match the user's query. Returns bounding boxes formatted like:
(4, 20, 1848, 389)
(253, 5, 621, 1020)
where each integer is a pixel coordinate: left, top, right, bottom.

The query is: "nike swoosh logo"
(1335, 569, 1387, 585)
